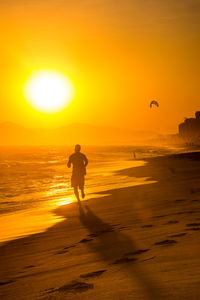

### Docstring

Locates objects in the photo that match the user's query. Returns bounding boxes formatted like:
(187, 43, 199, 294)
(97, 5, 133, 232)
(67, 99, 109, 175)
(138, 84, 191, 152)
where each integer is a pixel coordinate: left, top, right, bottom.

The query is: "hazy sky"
(0, 0, 199, 133)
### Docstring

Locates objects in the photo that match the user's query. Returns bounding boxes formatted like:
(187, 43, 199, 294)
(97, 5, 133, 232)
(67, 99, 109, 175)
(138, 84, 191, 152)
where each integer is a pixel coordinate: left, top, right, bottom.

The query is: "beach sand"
(0, 152, 200, 299)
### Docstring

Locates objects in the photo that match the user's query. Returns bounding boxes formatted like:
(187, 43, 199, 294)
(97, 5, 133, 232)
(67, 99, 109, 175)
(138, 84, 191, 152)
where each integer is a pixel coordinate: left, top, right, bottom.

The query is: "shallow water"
(0, 145, 176, 243)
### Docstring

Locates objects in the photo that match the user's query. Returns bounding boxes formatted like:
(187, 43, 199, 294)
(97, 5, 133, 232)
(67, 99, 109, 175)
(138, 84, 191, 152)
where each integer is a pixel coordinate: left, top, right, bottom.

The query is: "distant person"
(67, 144, 88, 202)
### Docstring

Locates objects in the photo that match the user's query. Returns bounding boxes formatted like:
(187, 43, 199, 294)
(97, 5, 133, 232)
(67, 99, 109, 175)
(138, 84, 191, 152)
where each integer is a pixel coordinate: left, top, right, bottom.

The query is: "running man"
(67, 144, 88, 202)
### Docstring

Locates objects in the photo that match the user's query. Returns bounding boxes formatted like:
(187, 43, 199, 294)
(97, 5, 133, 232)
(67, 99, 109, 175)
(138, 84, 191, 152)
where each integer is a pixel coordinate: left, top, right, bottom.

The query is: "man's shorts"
(71, 174, 85, 189)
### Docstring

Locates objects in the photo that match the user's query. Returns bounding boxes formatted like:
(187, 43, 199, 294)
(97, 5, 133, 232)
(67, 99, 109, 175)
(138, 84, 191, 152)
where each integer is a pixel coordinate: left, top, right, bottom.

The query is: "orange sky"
(0, 0, 199, 133)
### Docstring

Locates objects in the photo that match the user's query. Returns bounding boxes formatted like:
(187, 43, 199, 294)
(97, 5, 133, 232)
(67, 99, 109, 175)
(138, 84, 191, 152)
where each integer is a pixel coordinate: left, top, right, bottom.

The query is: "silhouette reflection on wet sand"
(78, 203, 165, 300)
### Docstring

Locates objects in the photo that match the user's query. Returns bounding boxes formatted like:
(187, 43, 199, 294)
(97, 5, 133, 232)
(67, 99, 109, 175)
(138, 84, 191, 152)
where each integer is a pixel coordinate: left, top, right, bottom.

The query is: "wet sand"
(0, 152, 200, 299)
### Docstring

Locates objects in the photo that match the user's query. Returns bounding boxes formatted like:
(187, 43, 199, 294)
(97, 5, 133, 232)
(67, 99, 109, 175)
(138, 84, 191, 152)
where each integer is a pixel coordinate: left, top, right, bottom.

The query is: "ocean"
(0, 145, 178, 243)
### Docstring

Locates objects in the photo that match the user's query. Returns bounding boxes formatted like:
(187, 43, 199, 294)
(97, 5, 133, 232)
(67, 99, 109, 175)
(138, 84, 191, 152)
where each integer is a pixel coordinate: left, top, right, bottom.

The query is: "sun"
(24, 71, 75, 113)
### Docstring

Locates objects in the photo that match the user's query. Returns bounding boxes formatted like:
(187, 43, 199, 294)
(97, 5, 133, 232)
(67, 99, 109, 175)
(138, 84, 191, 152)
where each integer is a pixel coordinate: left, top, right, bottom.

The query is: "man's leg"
(80, 187, 85, 199)
(80, 176, 85, 199)
(74, 187, 80, 202)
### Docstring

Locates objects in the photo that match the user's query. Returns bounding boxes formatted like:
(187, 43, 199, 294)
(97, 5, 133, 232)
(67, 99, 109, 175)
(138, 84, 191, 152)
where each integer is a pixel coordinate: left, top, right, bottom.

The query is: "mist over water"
(0, 145, 177, 243)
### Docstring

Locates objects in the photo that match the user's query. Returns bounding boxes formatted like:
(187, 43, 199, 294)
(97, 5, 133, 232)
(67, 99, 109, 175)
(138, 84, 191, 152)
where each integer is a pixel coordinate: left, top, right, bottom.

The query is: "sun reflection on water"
(56, 196, 74, 206)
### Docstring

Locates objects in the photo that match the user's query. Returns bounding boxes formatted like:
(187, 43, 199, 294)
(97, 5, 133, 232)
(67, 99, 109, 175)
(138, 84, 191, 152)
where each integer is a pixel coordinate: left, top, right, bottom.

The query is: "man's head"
(75, 144, 81, 153)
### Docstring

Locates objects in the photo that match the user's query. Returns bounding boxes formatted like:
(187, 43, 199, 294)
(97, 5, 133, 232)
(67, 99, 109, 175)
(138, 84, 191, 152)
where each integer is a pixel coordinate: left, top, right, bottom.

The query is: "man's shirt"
(67, 152, 88, 175)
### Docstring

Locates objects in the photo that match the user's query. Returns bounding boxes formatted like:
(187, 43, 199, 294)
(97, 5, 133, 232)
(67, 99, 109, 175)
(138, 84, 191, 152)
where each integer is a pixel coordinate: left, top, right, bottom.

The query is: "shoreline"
(0, 158, 148, 245)
(1, 151, 200, 299)
(1, 147, 197, 245)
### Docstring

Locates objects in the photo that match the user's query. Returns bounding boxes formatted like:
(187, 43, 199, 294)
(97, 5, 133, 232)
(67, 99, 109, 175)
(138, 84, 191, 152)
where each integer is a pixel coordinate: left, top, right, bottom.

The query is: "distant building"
(179, 111, 200, 142)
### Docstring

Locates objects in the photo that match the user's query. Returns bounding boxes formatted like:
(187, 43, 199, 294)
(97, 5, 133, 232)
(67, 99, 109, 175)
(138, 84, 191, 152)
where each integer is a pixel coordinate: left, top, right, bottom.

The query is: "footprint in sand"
(163, 220, 179, 225)
(190, 188, 200, 194)
(118, 226, 128, 231)
(169, 233, 187, 238)
(169, 167, 176, 174)
(186, 223, 200, 227)
(175, 199, 187, 202)
(46, 280, 94, 295)
(79, 238, 93, 243)
(56, 249, 68, 255)
(58, 281, 94, 293)
(64, 245, 76, 249)
(87, 228, 114, 238)
(154, 239, 177, 246)
(0, 280, 14, 286)
(125, 249, 150, 256)
(24, 265, 35, 269)
(185, 223, 200, 231)
(80, 270, 106, 279)
(186, 227, 200, 231)
(141, 256, 156, 262)
(88, 233, 99, 237)
(153, 214, 169, 219)
(44, 288, 55, 293)
(112, 249, 150, 265)
(55, 245, 76, 255)
(113, 257, 137, 264)
(141, 224, 153, 228)
(23, 242, 30, 245)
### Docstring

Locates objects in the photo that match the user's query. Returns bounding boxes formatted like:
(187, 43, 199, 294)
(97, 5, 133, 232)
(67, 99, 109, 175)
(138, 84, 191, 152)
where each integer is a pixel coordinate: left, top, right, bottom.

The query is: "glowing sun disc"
(24, 71, 75, 113)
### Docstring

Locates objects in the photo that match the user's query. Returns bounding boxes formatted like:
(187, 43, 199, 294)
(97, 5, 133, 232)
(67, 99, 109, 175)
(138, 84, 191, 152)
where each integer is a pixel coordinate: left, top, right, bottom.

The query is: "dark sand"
(0, 152, 200, 299)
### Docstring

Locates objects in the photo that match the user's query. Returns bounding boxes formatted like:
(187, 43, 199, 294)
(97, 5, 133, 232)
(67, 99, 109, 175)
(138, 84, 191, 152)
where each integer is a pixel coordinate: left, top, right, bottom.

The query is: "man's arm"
(67, 156, 72, 168)
(84, 155, 88, 167)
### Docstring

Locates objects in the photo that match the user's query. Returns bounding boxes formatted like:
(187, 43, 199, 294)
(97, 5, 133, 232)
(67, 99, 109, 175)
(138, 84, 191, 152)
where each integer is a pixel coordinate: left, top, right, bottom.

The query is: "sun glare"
(24, 71, 75, 113)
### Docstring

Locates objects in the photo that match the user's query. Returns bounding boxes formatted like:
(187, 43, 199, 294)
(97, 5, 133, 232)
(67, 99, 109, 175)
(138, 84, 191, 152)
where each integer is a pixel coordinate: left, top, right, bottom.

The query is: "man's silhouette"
(67, 144, 88, 202)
